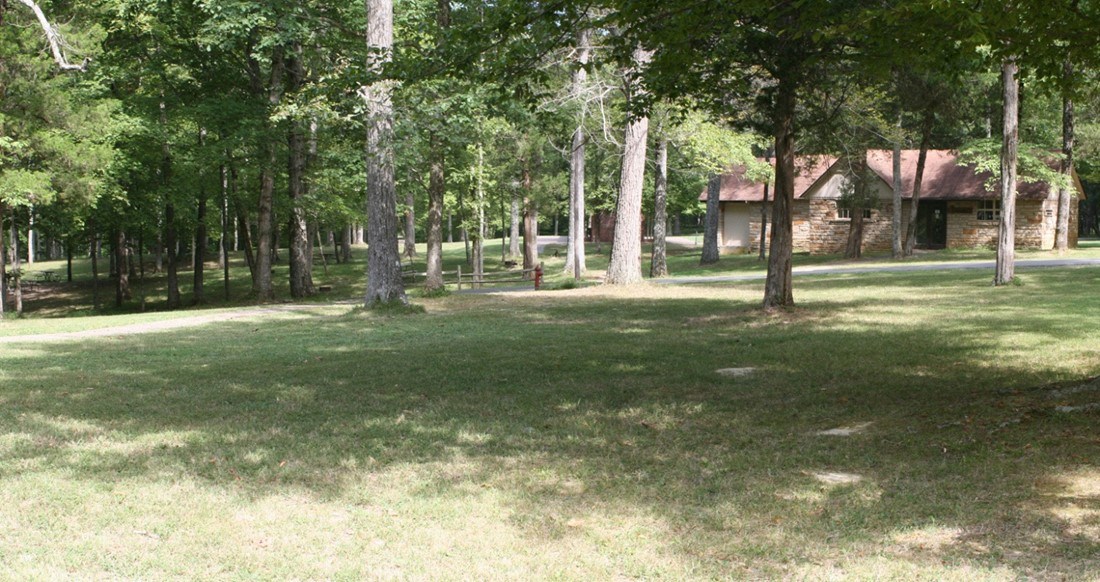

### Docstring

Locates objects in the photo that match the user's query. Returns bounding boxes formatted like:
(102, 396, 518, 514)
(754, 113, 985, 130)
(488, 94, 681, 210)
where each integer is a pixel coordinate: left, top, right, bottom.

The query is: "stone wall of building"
(737, 200, 907, 254)
(944, 200, 1046, 249)
(727, 197, 1073, 255)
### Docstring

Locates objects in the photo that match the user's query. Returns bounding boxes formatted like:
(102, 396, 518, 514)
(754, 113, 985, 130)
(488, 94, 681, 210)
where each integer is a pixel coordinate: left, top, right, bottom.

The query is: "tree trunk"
(509, 194, 520, 258)
(1055, 59, 1073, 253)
(995, 57, 1019, 286)
(606, 45, 653, 285)
(11, 219, 22, 315)
(66, 238, 73, 282)
(287, 47, 314, 299)
(0, 205, 6, 318)
(236, 202, 256, 282)
(194, 188, 207, 305)
(403, 190, 417, 259)
(763, 74, 796, 310)
(565, 27, 591, 279)
(26, 207, 35, 265)
(115, 227, 131, 307)
(154, 225, 163, 273)
(758, 179, 770, 261)
(254, 48, 284, 302)
(341, 225, 352, 263)
(650, 136, 669, 278)
(845, 210, 865, 259)
(221, 161, 231, 301)
(522, 197, 538, 278)
(892, 136, 903, 258)
(845, 157, 868, 259)
(363, 0, 407, 305)
(447, 212, 454, 243)
(903, 114, 934, 256)
(700, 175, 721, 264)
(473, 145, 486, 286)
(521, 162, 538, 279)
(91, 227, 100, 310)
(166, 202, 181, 309)
(425, 132, 445, 291)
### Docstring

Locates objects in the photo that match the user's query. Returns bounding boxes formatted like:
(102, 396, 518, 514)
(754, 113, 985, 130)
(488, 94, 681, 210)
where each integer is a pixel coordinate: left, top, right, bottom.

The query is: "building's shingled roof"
(711, 156, 836, 202)
(708, 150, 1058, 202)
(864, 150, 1052, 200)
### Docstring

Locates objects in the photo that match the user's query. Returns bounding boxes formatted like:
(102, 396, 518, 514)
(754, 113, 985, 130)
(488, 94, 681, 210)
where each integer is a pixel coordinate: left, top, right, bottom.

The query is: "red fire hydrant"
(534, 263, 543, 290)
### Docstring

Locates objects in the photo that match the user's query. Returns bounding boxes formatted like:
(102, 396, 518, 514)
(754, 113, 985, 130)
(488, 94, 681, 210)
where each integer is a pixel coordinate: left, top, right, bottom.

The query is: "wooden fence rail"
(401, 262, 542, 290)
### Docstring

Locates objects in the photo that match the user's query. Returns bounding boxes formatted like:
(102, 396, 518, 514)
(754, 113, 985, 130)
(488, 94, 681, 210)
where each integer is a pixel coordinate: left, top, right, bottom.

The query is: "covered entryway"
(915, 201, 947, 249)
(722, 204, 752, 249)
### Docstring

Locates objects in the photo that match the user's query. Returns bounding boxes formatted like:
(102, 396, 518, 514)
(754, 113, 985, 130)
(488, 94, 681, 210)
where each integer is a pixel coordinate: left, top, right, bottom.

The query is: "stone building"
(706, 150, 1084, 254)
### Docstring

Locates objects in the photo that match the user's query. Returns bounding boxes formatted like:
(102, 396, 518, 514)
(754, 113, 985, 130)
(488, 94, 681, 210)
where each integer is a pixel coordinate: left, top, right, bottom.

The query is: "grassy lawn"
(1, 267, 1098, 578)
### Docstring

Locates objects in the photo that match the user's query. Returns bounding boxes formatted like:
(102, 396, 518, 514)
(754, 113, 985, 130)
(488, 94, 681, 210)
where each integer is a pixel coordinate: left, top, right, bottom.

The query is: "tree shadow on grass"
(1, 268, 1098, 577)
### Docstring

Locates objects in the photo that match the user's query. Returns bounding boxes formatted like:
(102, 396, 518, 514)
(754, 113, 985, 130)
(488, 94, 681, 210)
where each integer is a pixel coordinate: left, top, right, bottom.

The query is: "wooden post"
(457, 265, 462, 291)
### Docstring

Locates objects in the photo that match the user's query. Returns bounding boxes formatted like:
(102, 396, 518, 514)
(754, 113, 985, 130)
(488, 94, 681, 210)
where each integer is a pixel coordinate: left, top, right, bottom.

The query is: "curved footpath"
(2, 258, 1097, 343)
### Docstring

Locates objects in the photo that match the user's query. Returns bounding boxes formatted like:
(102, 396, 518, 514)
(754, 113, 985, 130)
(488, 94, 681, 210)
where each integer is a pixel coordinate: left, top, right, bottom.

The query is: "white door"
(723, 204, 751, 248)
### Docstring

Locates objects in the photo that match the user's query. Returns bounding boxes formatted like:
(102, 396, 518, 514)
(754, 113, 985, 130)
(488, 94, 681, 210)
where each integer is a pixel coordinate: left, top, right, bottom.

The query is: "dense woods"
(2, 0, 1100, 315)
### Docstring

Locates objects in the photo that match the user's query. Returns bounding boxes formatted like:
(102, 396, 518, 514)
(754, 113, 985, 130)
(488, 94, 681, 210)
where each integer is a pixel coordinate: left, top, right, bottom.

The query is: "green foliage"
(958, 138, 1073, 193)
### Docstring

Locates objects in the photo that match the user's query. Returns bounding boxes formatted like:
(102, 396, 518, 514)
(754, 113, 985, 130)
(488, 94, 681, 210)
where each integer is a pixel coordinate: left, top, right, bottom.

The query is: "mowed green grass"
(1, 268, 1099, 579)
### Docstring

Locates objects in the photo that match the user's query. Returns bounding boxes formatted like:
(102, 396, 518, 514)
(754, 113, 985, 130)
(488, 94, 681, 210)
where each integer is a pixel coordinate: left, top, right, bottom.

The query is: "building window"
(976, 200, 1001, 221)
(837, 207, 872, 220)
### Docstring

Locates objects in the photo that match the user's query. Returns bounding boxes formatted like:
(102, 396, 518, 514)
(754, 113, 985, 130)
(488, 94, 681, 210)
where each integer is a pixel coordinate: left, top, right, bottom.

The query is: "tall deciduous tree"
(995, 58, 1019, 286)
(605, 45, 652, 285)
(363, 0, 406, 305)
(564, 26, 592, 279)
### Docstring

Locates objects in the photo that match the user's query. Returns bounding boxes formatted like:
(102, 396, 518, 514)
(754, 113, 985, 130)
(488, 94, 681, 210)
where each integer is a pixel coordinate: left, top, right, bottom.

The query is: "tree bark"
(11, 219, 22, 315)
(509, 194, 520, 258)
(903, 114, 933, 256)
(221, 160, 231, 301)
(66, 238, 73, 282)
(166, 203, 181, 309)
(1055, 59, 1073, 253)
(606, 45, 653, 285)
(236, 201, 256, 282)
(363, 0, 407, 305)
(254, 48, 284, 302)
(891, 137, 903, 258)
(521, 163, 538, 279)
(650, 136, 669, 278)
(0, 205, 6, 318)
(194, 171, 207, 305)
(13, 0, 88, 71)
(341, 225, 352, 263)
(845, 211, 865, 259)
(403, 190, 417, 259)
(845, 157, 868, 259)
(522, 198, 538, 278)
(700, 175, 721, 264)
(425, 132, 445, 291)
(26, 207, 35, 265)
(473, 145, 486, 286)
(995, 57, 1019, 286)
(287, 46, 315, 299)
(115, 227, 131, 307)
(90, 227, 100, 310)
(763, 74, 796, 310)
(564, 27, 591, 279)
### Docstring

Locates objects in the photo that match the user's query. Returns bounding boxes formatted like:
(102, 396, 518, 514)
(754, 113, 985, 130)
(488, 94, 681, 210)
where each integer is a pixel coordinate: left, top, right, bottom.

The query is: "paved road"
(654, 257, 1100, 284)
